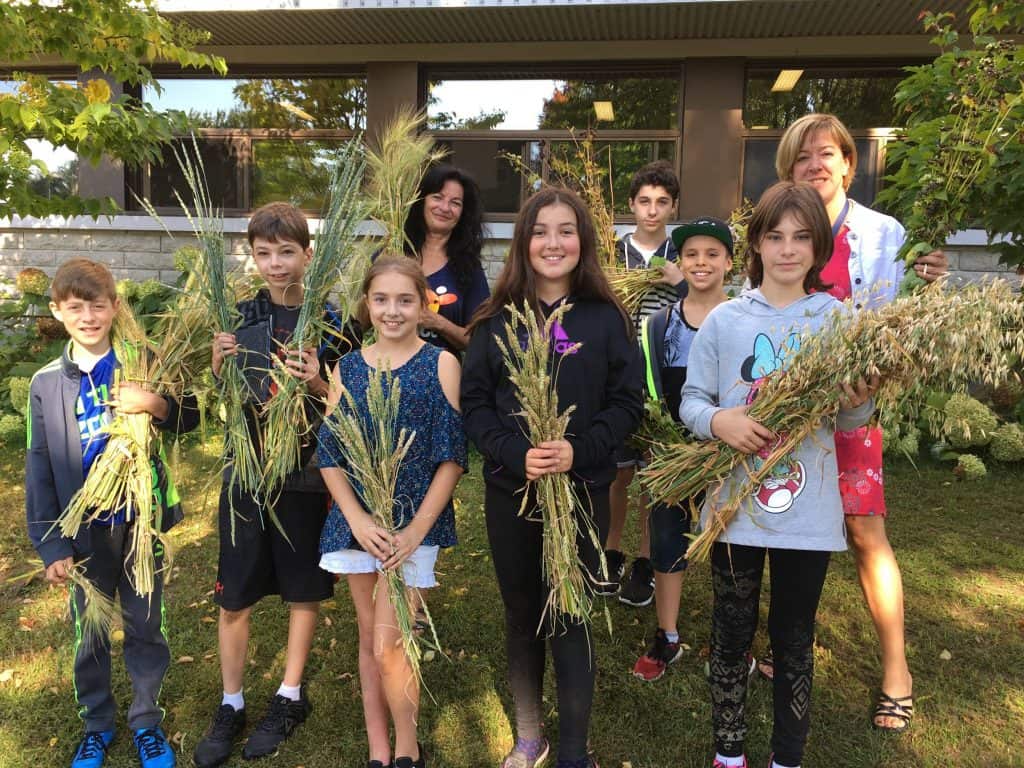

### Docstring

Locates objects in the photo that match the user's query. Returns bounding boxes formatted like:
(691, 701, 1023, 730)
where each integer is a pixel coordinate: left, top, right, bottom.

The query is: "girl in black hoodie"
(461, 187, 643, 768)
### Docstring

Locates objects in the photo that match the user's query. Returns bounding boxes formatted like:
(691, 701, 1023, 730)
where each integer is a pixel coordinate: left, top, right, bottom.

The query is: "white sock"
(665, 630, 680, 644)
(714, 754, 745, 767)
(222, 689, 244, 711)
(276, 682, 301, 701)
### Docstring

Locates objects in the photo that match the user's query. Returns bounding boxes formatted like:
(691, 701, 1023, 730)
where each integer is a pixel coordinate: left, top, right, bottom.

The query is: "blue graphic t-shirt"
(77, 347, 119, 525)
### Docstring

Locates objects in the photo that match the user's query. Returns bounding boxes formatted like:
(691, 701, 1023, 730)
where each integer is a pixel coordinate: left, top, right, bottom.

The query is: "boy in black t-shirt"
(195, 203, 348, 767)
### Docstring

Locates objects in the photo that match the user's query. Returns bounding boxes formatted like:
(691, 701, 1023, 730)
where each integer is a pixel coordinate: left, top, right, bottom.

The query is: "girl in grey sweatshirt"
(679, 182, 874, 768)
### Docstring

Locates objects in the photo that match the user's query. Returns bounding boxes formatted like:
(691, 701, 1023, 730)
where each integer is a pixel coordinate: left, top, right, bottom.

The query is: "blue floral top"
(318, 343, 467, 552)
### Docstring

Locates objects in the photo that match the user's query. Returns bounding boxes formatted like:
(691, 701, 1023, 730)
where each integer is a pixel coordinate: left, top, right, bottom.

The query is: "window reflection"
(744, 69, 905, 130)
(143, 77, 367, 130)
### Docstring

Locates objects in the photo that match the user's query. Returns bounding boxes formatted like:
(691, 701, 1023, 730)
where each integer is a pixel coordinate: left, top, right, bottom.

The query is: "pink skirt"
(835, 425, 887, 517)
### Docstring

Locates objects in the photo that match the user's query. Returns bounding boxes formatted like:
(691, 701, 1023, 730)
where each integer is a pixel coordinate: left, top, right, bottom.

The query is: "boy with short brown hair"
(195, 201, 349, 767)
(27, 257, 198, 768)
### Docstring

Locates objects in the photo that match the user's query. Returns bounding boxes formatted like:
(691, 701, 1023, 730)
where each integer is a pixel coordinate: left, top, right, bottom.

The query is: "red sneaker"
(632, 628, 683, 682)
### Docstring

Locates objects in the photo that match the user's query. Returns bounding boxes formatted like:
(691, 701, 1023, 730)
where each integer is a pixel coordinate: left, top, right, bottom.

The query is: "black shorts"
(214, 485, 334, 610)
(649, 500, 693, 574)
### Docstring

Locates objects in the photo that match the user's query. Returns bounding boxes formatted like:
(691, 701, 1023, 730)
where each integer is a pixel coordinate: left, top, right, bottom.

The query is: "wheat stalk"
(261, 138, 370, 493)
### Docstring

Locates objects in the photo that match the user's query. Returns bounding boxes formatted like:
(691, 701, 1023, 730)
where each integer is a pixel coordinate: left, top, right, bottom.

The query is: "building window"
(426, 70, 680, 217)
(743, 67, 907, 130)
(131, 76, 366, 212)
(741, 67, 909, 206)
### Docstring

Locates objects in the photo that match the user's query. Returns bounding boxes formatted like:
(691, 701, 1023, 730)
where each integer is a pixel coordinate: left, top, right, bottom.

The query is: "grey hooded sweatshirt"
(679, 288, 873, 552)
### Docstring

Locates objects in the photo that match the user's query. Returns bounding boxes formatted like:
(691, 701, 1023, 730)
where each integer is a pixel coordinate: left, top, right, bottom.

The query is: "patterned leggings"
(710, 543, 831, 767)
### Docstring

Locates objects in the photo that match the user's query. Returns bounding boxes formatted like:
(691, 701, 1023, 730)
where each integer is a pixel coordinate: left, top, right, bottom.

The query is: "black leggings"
(485, 482, 610, 762)
(710, 542, 831, 767)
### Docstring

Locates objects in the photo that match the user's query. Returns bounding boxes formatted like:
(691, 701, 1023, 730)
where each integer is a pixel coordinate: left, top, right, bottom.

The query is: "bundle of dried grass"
(494, 302, 607, 631)
(727, 199, 755, 277)
(138, 139, 261, 517)
(643, 279, 1024, 561)
(319, 364, 439, 685)
(261, 139, 370, 493)
(365, 109, 447, 255)
(606, 265, 664, 317)
(6, 558, 117, 644)
(53, 302, 165, 596)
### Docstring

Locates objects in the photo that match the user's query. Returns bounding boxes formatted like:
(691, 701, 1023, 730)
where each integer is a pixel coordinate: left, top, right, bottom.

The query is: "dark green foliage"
(877, 1, 1024, 270)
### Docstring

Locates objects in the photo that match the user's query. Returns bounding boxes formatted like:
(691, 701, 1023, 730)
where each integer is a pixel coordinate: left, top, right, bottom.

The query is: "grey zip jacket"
(679, 289, 873, 552)
(25, 344, 199, 567)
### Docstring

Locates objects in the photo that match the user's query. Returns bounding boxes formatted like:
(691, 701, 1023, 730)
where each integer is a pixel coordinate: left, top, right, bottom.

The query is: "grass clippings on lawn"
(1, 438, 1022, 768)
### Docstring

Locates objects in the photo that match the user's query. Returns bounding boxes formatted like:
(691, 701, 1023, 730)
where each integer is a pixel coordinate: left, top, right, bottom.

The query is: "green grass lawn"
(1, 439, 1022, 768)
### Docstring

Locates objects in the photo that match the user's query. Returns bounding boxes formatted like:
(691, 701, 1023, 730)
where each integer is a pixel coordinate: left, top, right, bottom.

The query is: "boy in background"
(26, 257, 198, 768)
(607, 160, 688, 607)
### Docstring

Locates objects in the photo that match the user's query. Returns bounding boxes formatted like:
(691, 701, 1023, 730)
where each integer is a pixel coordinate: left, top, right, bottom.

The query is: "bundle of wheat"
(494, 302, 607, 632)
(643, 279, 1024, 561)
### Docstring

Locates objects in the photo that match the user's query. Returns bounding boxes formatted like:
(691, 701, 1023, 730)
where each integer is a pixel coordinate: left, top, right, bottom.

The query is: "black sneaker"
(619, 557, 655, 607)
(394, 743, 425, 768)
(194, 704, 246, 768)
(242, 687, 311, 760)
(604, 549, 626, 583)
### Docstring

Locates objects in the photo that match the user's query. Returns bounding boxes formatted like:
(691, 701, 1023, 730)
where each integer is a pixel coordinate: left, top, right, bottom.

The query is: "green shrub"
(943, 393, 999, 448)
(954, 453, 987, 481)
(6, 377, 30, 417)
(989, 422, 1024, 463)
(0, 413, 23, 446)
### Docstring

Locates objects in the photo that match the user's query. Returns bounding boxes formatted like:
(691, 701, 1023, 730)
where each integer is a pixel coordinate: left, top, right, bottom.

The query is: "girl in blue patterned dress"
(318, 255, 467, 768)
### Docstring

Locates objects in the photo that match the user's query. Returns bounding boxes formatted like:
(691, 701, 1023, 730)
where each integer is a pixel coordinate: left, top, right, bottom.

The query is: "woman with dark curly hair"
(404, 165, 491, 354)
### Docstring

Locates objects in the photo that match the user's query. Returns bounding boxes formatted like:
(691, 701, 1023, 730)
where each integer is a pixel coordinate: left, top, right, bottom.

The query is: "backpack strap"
(640, 304, 673, 402)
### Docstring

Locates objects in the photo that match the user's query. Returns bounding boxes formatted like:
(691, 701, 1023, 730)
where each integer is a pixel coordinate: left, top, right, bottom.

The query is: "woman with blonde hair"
(760, 112, 947, 734)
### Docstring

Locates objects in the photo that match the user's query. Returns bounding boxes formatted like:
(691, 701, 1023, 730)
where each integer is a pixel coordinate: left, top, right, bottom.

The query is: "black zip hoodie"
(461, 297, 643, 492)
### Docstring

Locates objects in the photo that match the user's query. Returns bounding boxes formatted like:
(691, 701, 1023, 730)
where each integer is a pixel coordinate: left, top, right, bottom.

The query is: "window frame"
(424, 64, 684, 221)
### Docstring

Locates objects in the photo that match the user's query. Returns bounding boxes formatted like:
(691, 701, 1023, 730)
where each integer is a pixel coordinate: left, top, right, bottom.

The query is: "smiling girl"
(461, 187, 643, 768)
(679, 182, 876, 768)
(318, 255, 467, 768)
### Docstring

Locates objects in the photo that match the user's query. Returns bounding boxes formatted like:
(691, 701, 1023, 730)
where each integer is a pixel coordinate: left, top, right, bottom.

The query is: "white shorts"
(319, 545, 440, 589)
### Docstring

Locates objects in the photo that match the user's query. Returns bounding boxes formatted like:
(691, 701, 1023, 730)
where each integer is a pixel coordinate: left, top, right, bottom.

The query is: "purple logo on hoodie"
(551, 319, 579, 355)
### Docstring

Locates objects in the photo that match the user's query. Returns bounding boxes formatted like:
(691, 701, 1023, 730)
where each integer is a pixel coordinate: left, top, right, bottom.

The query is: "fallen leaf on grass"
(177, 656, 195, 664)
(201, 616, 215, 623)
(49, 737, 57, 748)
(323, 615, 333, 627)
(939, 649, 953, 660)
(0, 669, 13, 683)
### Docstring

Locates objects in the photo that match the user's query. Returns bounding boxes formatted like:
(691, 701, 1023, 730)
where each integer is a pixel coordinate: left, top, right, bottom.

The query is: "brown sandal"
(873, 691, 914, 733)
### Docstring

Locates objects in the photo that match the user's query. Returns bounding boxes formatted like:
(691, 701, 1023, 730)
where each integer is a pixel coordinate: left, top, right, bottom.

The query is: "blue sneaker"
(133, 727, 175, 768)
(71, 730, 114, 768)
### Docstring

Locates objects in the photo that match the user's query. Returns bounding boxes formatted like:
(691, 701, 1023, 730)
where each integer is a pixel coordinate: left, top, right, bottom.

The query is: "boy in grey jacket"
(26, 258, 198, 768)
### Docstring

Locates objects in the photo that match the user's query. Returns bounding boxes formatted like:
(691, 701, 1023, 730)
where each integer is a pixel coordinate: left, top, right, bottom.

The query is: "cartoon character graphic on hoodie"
(741, 332, 806, 514)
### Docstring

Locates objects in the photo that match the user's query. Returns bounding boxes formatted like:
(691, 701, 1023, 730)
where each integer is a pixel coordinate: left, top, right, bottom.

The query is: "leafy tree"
(0, 0, 225, 218)
(877, 1, 1024, 270)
